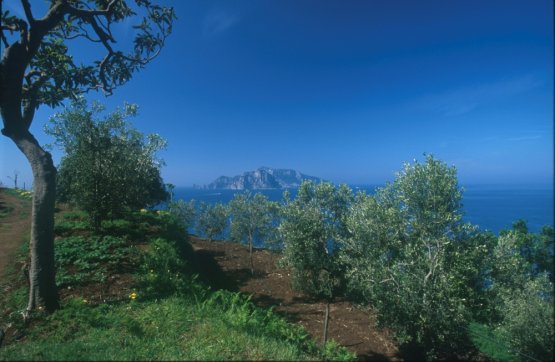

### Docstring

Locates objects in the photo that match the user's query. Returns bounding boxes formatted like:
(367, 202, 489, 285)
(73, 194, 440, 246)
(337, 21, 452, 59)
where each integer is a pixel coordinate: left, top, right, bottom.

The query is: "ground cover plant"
(0, 200, 354, 361)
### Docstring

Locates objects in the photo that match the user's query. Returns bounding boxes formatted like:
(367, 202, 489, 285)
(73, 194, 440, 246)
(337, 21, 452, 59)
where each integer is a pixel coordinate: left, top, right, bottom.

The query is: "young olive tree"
(196, 202, 229, 242)
(168, 199, 197, 232)
(488, 228, 554, 361)
(0, 0, 175, 312)
(45, 98, 168, 227)
(229, 192, 278, 275)
(279, 181, 353, 347)
(341, 155, 493, 358)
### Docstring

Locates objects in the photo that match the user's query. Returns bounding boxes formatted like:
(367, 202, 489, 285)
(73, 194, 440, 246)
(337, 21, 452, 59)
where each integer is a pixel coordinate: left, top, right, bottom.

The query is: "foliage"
(138, 238, 201, 299)
(485, 227, 555, 361)
(229, 192, 278, 246)
(340, 155, 493, 358)
(45, 98, 168, 227)
(168, 199, 197, 230)
(279, 181, 354, 300)
(55, 235, 136, 287)
(229, 192, 279, 273)
(495, 274, 554, 362)
(468, 322, 518, 362)
(1, 0, 176, 112)
(499, 220, 554, 282)
(196, 202, 229, 241)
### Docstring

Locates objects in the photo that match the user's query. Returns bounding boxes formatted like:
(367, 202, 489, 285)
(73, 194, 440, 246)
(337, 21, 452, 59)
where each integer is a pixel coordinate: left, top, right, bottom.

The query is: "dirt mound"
(190, 236, 401, 361)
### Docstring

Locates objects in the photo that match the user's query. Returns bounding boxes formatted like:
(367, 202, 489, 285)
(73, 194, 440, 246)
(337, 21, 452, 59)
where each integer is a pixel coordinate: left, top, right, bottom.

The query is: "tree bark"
(322, 301, 330, 348)
(249, 236, 254, 275)
(7, 130, 59, 313)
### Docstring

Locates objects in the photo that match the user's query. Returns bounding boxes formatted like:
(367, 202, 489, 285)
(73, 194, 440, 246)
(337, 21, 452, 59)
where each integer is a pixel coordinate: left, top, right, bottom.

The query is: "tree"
(196, 202, 228, 242)
(279, 181, 353, 347)
(168, 199, 196, 231)
(340, 155, 493, 358)
(488, 229, 554, 361)
(228, 192, 278, 275)
(45, 98, 168, 227)
(0, 0, 175, 312)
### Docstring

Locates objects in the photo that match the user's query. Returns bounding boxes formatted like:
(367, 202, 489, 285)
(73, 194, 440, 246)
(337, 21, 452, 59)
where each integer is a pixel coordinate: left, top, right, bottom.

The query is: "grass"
(0, 188, 31, 221)
(0, 206, 355, 361)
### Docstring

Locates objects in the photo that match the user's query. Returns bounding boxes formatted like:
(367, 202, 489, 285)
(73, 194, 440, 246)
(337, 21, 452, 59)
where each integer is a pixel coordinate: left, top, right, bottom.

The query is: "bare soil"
(190, 236, 402, 361)
(0, 189, 30, 277)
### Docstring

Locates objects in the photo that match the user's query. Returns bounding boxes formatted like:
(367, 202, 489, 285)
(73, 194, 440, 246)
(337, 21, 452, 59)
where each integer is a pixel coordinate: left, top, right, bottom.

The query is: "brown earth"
(0, 189, 30, 277)
(190, 236, 402, 361)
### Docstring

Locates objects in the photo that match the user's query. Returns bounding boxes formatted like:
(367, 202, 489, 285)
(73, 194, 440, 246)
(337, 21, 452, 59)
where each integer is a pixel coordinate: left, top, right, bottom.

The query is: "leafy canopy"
(279, 181, 354, 300)
(45, 98, 168, 226)
(1, 0, 175, 137)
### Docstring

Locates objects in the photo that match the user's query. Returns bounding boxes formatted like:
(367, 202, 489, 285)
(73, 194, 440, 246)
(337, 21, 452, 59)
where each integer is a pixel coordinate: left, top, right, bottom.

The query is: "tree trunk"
(8, 130, 59, 313)
(322, 301, 330, 348)
(249, 236, 254, 275)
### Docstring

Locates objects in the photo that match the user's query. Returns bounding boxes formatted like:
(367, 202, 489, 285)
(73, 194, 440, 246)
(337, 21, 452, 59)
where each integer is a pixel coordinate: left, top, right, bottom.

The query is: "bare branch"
(20, 0, 35, 25)
(1, 24, 19, 32)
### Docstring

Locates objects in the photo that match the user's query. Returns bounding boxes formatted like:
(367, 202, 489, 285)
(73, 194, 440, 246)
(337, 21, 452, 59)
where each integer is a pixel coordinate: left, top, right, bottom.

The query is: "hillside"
(0, 189, 354, 361)
(191, 236, 400, 360)
(204, 167, 323, 190)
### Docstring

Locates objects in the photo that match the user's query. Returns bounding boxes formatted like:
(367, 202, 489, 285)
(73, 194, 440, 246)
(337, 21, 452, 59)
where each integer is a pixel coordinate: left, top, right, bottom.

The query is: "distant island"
(202, 167, 323, 190)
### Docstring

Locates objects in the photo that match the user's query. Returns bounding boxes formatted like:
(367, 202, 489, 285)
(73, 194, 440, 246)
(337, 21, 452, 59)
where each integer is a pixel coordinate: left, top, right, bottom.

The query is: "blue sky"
(1, 0, 553, 187)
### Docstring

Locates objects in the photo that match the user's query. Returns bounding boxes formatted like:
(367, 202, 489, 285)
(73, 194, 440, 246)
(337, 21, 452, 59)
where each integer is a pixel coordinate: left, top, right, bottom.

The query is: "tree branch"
(64, 0, 118, 18)
(20, 0, 35, 25)
(22, 74, 49, 129)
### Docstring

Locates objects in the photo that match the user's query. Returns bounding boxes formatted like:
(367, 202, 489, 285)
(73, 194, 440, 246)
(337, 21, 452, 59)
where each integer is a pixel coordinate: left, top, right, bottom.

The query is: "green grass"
(0, 294, 353, 361)
(0, 188, 32, 221)
(0, 208, 355, 361)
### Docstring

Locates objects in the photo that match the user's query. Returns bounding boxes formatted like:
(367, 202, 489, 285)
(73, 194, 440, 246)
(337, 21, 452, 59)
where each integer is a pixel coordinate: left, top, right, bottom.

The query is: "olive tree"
(341, 155, 493, 358)
(168, 199, 197, 232)
(279, 181, 353, 346)
(45, 98, 168, 227)
(196, 202, 228, 242)
(0, 0, 175, 312)
(228, 192, 278, 275)
(488, 228, 554, 361)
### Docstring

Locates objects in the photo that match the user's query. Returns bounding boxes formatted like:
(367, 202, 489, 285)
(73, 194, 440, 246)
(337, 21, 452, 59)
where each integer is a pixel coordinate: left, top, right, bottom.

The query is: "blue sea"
(173, 184, 554, 235)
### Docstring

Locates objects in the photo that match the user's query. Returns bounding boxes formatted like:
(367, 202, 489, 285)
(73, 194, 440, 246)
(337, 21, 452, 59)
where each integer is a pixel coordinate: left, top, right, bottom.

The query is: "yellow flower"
(130, 292, 138, 300)
(140, 209, 148, 213)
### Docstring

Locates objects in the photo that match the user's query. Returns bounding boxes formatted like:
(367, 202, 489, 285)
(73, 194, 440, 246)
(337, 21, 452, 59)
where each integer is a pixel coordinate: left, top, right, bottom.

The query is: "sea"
(173, 184, 554, 235)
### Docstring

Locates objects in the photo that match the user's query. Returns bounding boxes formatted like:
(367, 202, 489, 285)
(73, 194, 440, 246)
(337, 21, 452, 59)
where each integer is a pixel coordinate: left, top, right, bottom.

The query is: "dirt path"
(0, 189, 30, 277)
(191, 237, 401, 361)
